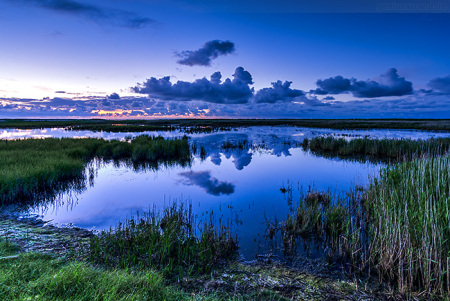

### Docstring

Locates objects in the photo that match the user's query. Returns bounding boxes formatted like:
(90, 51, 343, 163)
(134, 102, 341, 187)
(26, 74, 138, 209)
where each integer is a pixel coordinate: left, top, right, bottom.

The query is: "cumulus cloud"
(176, 40, 235, 67)
(428, 75, 450, 94)
(108, 92, 120, 99)
(312, 68, 413, 98)
(132, 67, 254, 104)
(178, 170, 235, 196)
(253, 81, 304, 103)
(12, 0, 154, 29)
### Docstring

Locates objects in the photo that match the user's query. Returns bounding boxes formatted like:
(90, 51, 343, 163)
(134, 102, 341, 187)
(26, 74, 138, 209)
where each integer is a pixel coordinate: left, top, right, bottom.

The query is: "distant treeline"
(1, 118, 449, 132)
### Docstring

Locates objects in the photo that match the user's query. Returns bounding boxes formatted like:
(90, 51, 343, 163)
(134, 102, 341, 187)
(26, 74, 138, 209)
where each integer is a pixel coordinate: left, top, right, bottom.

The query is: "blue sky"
(1, 0, 450, 118)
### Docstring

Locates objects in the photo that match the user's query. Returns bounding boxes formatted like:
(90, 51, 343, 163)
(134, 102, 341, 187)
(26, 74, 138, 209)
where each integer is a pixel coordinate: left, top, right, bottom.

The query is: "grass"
(303, 136, 450, 161)
(89, 203, 239, 277)
(0, 136, 191, 206)
(0, 240, 189, 301)
(1, 118, 450, 131)
(368, 156, 450, 295)
(272, 155, 450, 298)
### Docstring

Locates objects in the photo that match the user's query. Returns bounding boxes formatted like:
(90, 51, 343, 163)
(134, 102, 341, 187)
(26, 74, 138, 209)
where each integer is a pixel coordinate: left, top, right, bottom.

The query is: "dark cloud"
(177, 40, 235, 67)
(323, 96, 335, 100)
(132, 67, 254, 104)
(178, 171, 235, 196)
(428, 75, 450, 94)
(312, 68, 413, 98)
(13, 0, 155, 29)
(253, 81, 304, 103)
(108, 92, 120, 99)
(314, 75, 351, 95)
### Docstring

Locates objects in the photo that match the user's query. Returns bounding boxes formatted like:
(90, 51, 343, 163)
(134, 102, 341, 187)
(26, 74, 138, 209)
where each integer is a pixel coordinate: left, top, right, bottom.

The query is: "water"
(1, 126, 449, 259)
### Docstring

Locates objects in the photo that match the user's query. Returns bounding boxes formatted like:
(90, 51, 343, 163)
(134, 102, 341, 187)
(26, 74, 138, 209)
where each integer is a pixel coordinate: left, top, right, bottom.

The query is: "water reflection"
(2, 126, 449, 259)
(178, 171, 235, 196)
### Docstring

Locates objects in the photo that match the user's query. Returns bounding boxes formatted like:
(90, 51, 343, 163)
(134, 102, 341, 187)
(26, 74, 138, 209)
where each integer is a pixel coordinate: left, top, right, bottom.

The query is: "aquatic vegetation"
(0, 136, 191, 206)
(303, 136, 450, 161)
(89, 203, 239, 277)
(272, 156, 450, 297)
(368, 156, 450, 295)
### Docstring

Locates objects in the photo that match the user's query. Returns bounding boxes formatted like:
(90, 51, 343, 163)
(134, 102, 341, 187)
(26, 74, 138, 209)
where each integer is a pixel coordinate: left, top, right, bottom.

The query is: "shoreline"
(0, 214, 411, 300)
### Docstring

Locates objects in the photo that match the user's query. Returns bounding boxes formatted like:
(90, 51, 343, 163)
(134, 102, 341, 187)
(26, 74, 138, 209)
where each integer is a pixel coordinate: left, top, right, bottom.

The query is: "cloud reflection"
(178, 170, 235, 196)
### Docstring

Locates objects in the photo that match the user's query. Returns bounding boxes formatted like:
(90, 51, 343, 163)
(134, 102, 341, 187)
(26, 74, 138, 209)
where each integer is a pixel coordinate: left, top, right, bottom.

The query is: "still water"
(2, 126, 449, 259)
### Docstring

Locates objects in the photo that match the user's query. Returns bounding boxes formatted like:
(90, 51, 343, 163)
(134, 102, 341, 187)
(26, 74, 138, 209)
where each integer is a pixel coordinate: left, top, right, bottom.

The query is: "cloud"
(312, 68, 413, 98)
(178, 171, 235, 196)
(177, 40, 235, 67)
(108, 92, 120, 99)
(132, 67, 254, 104)
(13, 0, 155, 29)
(253, 80, 304, 103)
(428, 75, 450, 94)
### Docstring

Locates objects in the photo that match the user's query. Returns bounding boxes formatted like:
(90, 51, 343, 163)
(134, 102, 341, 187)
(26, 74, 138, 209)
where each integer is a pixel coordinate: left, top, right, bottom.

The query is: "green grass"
(274, 156, 450, 297)
(303, 136, 450, 161)
(0, 240, 188, 301)
(368, 156, 450, 295)
(0, 136, 191, 206)
(89, 203, 239, 277)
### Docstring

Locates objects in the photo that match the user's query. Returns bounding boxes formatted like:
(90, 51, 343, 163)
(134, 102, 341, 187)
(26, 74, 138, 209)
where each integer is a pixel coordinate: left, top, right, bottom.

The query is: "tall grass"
(368, 156, 450, 295)
(89, 203, 239, 277)
(273, 156, 450, 297)
(304, 136, 450, 161)
(0, 136, 191, 205)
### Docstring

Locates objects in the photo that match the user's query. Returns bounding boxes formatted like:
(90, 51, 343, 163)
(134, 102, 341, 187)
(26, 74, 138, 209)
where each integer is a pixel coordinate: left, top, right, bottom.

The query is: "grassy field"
(1, 118, 450, 131)
(0, 136, 191, 206)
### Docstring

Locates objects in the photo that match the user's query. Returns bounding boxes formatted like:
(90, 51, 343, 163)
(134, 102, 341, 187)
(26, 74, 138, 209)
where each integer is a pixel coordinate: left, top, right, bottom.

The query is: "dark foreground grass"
(273, 155, 450, 298)
(303, 136, 450, 161)
(0, 136, 191, 206)
(89, 203, 239, 277)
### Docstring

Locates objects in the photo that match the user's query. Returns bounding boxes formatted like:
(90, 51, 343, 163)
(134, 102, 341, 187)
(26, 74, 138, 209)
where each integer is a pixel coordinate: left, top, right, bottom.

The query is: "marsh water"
(2, 126, 450, 260)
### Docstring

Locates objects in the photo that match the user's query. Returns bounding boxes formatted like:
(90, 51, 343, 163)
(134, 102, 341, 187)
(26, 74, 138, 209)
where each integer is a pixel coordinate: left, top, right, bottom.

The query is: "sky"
(1, 0, 450, 119)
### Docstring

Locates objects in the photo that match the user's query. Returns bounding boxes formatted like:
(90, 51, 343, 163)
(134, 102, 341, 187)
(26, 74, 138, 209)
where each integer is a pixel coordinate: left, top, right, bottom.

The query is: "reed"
(304, 136, 450, 161)
(367, 156, 450, 295)
(273, 156, 450, 297)
(88, 203, 239, 277)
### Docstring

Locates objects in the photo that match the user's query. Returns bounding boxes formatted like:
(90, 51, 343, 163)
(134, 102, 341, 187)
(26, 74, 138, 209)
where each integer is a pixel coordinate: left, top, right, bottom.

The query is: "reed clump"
(0, 136, 191, 205)
(303, 136, 450, 161)
(88, 203, 239, 277)
(367, 156, 450, 295)
(273, 156, 450, 297)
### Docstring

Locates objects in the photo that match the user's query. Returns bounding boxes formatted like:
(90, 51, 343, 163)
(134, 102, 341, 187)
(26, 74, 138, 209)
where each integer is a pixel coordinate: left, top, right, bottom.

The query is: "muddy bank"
(0, 214, 93, 256)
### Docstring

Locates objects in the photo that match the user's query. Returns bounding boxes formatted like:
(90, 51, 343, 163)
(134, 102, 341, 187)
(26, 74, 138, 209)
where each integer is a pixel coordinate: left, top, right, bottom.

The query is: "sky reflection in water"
(2, 126, 450, 259)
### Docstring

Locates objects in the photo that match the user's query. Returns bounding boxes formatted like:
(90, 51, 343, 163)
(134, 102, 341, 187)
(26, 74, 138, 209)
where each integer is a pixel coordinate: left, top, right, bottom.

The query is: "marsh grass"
(368, 156, 450, 295)
(273, 156, 450, 297)
(89, 203, 239, 278)
(303, 136, 450, 161)
(0, 136, 191, 206)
